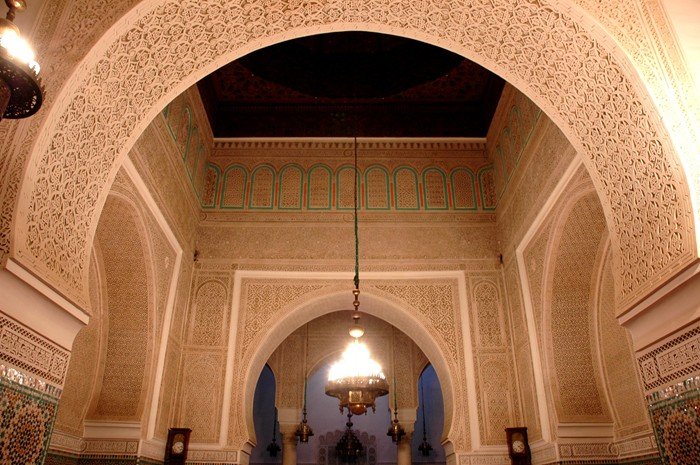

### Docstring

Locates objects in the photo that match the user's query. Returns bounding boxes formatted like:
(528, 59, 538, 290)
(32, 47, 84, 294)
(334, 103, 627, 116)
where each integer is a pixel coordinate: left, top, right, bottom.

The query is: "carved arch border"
(231, 271, 477, 455)
(12, 0, 697, 314)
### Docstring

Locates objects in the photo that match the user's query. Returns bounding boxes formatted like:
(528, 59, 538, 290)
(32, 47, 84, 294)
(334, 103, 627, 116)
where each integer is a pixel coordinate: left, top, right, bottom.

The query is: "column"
(397, 431, 413, 465)
(396, 410, 415, 465)
(620, 269, 700, 465)
(279, 423, 298, 465)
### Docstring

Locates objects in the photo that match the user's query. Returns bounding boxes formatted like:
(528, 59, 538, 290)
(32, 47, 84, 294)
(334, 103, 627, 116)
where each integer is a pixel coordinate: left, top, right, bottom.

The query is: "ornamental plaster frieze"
(10, 0, 697, 316)
(212, 137, 487, 154)
(636, 321, 700, 395)
(195, 223, 498, 263)
(565, 0, 700, 167)
(0, 314, 70, 391)
(192, 258, 502, 274)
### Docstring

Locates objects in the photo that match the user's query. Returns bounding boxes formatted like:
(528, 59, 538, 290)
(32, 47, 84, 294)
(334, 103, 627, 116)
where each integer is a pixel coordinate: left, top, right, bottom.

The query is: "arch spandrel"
(236, 289, 461, 454)
(10, 0, 698, 313)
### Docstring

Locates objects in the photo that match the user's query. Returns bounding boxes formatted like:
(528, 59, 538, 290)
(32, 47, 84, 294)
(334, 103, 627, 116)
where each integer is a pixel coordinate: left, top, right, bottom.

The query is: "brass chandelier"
(325, 138, 389, 416)
(0, 0, 43, 121)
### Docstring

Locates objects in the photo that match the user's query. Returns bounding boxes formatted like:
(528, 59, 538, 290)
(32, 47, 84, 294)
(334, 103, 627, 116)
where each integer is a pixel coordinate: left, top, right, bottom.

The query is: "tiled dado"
(637, 322, 700, 465)
(0, 314, 67, 465)
(0, 374, 60, 464)
(647, 377, 700, 465)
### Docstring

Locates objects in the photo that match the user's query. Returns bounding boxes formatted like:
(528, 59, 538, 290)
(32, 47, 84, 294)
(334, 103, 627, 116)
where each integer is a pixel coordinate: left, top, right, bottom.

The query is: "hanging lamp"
(335, 413, 364, 462)
(387, 331, 406, 443)
(325, 137, 389, 415)
(266, 408, 281, 457)
(0, 0, 43, 120)
(387, 381, 406, 443)
(296, 324, 314, 443)
(417, 374, 433, 456)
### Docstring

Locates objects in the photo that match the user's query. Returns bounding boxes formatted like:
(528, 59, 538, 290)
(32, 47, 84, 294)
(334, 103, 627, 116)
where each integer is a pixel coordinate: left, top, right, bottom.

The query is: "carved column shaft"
(397, 432, 413, 465)
(279, 424, 298, 465)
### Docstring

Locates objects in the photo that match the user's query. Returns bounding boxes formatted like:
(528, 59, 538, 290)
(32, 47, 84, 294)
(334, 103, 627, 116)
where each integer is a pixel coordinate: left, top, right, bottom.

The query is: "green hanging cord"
(353, 136, 360, 290)
(393, 375, 398, 411)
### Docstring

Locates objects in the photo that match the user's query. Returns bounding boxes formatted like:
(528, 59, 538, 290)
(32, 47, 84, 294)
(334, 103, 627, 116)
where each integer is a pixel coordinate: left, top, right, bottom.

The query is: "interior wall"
(546, 191, 611, 423)
(45, 81, 661, 465)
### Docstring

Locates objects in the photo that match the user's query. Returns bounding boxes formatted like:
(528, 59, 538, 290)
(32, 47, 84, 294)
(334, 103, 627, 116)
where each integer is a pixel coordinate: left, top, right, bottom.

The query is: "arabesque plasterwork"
(4, 0, 697, 316)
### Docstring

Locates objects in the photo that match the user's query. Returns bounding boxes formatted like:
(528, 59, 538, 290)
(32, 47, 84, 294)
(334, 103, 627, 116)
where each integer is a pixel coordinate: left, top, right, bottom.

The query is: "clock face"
(512, 440, 525, 453)
(172, 441, 185, 454)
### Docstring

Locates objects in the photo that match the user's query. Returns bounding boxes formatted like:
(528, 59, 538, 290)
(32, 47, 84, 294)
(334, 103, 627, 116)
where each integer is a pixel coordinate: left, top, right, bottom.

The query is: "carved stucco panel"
(467, 276, 521, 445)
(366, 280, 470, 451)
(547, 192, 611, 423)
(11, 0, 696, 315)
(567, 0, 700, 179)
(227, 279, 338, 449)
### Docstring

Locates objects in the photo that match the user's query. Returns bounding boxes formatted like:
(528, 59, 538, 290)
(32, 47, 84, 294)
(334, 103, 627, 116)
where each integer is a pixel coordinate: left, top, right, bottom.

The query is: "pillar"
(396, 410, 416, 465)
(397, 431, 413, 465)
(279, 423, 298, 465)
(619, 269, 700, 465)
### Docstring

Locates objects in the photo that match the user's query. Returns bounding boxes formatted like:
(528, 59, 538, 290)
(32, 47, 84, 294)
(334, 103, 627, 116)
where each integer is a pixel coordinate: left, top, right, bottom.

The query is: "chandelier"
(325, 138, 389, 416)
(0, 0, 43, 121)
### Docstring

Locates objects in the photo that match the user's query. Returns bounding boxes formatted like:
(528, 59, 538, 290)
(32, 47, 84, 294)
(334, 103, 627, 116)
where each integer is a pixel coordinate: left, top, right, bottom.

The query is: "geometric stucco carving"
(9, 0, 697, 315)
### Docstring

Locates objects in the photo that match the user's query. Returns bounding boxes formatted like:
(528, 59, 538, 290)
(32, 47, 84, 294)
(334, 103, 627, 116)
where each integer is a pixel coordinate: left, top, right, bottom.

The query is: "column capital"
(279, 422, 298, 444)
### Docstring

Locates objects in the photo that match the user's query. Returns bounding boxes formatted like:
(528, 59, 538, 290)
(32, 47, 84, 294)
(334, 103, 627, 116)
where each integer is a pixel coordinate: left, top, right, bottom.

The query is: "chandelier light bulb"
(0, 29, 39, 73)
(328, 340, 385, 382)
(348, 324, 365, 339)
(0, 0, 44, 120)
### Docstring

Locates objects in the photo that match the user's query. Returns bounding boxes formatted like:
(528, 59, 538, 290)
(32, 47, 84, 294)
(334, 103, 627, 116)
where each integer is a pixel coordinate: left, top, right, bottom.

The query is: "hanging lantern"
(266, 408, 281, 457)
(417, 375, 433, 456)
(335, 413, 364, 462)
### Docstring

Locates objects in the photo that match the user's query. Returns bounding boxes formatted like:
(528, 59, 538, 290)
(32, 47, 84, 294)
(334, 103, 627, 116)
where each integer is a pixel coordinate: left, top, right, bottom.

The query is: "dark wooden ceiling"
(197, 32, 504, 138)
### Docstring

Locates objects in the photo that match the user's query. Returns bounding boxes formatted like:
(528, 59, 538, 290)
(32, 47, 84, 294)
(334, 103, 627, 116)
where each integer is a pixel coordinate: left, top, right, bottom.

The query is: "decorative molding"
(457, 452, 510, 465)
(637, 322, 700, 394)
(49, 430, 85, 454)
(82, 439, 139, 455)
(558, 442, 615, 459)
(83, 421, 142, 439)
(613, 433, 658, 459)
(188, 450, 239, 462)
(0, 313, 70, 389)
(213, 137, 487, 152)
